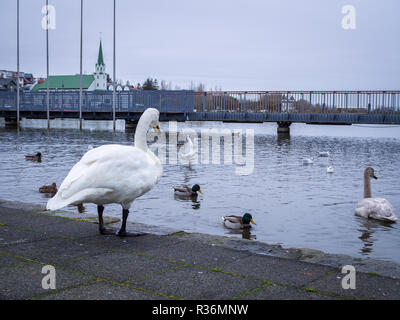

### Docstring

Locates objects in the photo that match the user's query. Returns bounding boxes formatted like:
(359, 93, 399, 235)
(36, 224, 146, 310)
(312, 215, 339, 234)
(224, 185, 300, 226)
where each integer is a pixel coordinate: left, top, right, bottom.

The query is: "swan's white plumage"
(355, 198, 397, 222)
(47, 108, 162, 211)
(302, 158, 314, 165)
(180, 136, 197, 162)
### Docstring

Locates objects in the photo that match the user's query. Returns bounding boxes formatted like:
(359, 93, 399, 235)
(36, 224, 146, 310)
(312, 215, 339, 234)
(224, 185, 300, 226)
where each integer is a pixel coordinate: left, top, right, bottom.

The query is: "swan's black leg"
(97, 205, 115, 235)
(117, 208, 146, 237)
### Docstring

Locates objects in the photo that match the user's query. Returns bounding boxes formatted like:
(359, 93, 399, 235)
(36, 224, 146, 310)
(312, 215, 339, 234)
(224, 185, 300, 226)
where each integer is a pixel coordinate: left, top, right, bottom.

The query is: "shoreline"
(1, 198, 400, 280)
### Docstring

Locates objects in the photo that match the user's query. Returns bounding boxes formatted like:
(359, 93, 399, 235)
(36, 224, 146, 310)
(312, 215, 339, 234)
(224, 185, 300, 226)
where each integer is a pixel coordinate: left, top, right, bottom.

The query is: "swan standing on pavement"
(355, 167, 397, 223)
(47, 108, 163, 236)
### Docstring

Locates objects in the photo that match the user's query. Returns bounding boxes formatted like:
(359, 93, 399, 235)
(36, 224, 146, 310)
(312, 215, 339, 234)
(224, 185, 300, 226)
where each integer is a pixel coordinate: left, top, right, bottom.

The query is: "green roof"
(97, 40, 105, 66)
(31, 75, 95, 91)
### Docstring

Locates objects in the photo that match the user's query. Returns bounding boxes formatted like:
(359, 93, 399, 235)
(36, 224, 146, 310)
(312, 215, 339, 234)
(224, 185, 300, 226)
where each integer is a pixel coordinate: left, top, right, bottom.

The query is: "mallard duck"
(318, 151, 330, 157)
(47, 108, 163, 237)
(222, 213, 256, 229)
(39, 183, 58, 196)
(25, 152, 42, 162)
(173, 184, 203, 197)
(355, 167, 397, 222)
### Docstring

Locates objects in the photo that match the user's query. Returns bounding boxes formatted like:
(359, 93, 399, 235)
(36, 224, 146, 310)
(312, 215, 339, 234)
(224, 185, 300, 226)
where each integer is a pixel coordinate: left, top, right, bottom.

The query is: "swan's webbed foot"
(99, 227, 117, 235)
(117, 230, 146, 237)
(116, 208, 146, 237)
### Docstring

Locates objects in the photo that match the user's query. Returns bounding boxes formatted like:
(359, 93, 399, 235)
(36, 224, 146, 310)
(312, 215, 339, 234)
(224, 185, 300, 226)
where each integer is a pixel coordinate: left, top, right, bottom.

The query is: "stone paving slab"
(237, 283, 341, 300)
(0, 237, 114, 266)
(144, 239, 253, 268)
(38, 280, 170, 300)
(79, 233, 184, 254)
(60, 250, 184, 283)
(129, 266, 266, 300)
(0, 262, 93, 300)
(0, 252, 27, 268)
(0, 225, 50, 247)
(306, 270, 400, 300)
(220, 254, 337, 287)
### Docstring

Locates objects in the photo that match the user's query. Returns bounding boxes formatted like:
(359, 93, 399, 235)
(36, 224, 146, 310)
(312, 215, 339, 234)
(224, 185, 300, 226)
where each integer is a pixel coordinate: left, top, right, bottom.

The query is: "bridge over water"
(1, 90, 399, 133)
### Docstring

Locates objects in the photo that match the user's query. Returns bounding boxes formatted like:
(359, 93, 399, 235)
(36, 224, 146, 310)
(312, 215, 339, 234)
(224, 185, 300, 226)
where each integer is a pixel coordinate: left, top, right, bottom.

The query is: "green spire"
(97, 40, 104, 66)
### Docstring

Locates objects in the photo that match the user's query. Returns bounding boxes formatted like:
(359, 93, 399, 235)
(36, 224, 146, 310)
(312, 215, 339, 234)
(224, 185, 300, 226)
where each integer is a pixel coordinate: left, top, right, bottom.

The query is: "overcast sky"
(1, 0, 399, 91)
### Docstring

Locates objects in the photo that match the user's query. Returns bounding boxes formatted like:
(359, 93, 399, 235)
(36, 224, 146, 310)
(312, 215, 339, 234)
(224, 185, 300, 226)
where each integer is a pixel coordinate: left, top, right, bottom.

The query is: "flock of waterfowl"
(25, 108, 396, 239)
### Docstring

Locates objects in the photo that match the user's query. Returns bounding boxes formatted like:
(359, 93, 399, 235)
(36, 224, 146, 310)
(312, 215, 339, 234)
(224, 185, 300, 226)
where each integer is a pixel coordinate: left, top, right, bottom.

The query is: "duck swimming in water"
(173, 184, 203, 197)
(222, 213, 256, 230)
(39, 183, 58, 196)
(25, 152, 42, 162)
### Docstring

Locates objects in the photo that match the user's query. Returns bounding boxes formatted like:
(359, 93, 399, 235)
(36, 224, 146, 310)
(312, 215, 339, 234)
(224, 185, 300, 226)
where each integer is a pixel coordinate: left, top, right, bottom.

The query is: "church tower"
(93, 40, 107, 90)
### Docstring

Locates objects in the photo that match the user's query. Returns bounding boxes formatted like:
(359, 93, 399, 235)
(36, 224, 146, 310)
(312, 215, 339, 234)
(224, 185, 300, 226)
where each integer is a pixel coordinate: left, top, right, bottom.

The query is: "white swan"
(180, 135, 197, 165)
(355, 167, 397, 223)
(327, 166, 334, 173)
(302, 157, 314, 165)
(47, 108, 163, 236)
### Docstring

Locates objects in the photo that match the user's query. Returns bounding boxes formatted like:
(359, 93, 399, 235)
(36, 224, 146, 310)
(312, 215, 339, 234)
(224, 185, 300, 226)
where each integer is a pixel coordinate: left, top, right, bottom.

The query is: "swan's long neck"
(134, 115, 151, 151)
(364, 173, 372, 198)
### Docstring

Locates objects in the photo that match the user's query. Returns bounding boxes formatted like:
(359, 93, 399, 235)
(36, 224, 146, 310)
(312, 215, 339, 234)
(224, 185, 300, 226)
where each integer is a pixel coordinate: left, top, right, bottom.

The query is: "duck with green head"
(173, 184, 203, 197)
(222, 213, 256, 230)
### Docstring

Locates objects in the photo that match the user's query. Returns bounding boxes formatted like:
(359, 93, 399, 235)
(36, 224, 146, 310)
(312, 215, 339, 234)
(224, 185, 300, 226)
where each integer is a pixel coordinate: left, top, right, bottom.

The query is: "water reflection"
(226, 226, 257, 240)
(356, 218, 394, 255)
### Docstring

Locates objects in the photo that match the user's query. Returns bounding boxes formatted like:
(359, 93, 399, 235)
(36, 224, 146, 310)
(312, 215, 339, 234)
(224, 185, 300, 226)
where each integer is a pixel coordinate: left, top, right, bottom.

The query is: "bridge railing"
(0, 90, 195, 113)
(194, 91, 400, 114)
(1, 90, 400, 116)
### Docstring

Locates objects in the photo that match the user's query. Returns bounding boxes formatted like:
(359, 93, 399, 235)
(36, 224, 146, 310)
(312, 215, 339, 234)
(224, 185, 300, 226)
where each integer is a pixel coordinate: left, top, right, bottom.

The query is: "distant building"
(0, 78, 17, 91)
(0, 70, 34, 90)
(31, 40, 108, 92)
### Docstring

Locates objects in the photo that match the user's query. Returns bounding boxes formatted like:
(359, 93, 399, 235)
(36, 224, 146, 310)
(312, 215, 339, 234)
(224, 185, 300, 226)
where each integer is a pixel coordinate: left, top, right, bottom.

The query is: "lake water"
(1, 117, 399, 263)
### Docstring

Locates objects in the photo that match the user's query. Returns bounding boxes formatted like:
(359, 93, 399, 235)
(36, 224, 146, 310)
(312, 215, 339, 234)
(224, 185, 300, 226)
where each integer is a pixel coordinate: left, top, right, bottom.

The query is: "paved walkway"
(0, 200, 399, 300)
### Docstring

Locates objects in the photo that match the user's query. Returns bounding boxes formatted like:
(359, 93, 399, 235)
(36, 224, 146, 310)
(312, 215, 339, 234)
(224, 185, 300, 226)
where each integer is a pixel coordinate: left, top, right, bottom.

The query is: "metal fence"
(1, 90, 400, 116)
(0, 90, 194, 113)
(194, 91, 400, 114)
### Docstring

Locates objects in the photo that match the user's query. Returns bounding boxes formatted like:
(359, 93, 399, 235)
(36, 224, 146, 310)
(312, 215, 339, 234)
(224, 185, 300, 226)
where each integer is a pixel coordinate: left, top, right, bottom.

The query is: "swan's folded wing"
(57, 145, 147, 200)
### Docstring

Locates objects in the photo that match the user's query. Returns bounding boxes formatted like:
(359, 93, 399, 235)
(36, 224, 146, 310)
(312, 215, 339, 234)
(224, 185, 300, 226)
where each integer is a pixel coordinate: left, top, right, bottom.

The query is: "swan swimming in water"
(47, 108, 163, 236)
(180, 135, 197, 165)
(302, 157, 314, 165)
(354, 167, 397, 223)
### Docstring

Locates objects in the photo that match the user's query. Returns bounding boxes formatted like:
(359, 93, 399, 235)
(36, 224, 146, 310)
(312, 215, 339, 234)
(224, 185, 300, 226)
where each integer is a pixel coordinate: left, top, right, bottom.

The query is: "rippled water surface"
(1, 118, 399, 263)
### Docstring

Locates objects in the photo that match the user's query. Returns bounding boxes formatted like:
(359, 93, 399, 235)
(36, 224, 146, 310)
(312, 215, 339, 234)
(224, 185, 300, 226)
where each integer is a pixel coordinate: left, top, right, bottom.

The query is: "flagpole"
(79, 0, 83, 130)
(112, 0, 116, 132)
(16, 0, 20, 129)
(46, 0, 50, 129)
